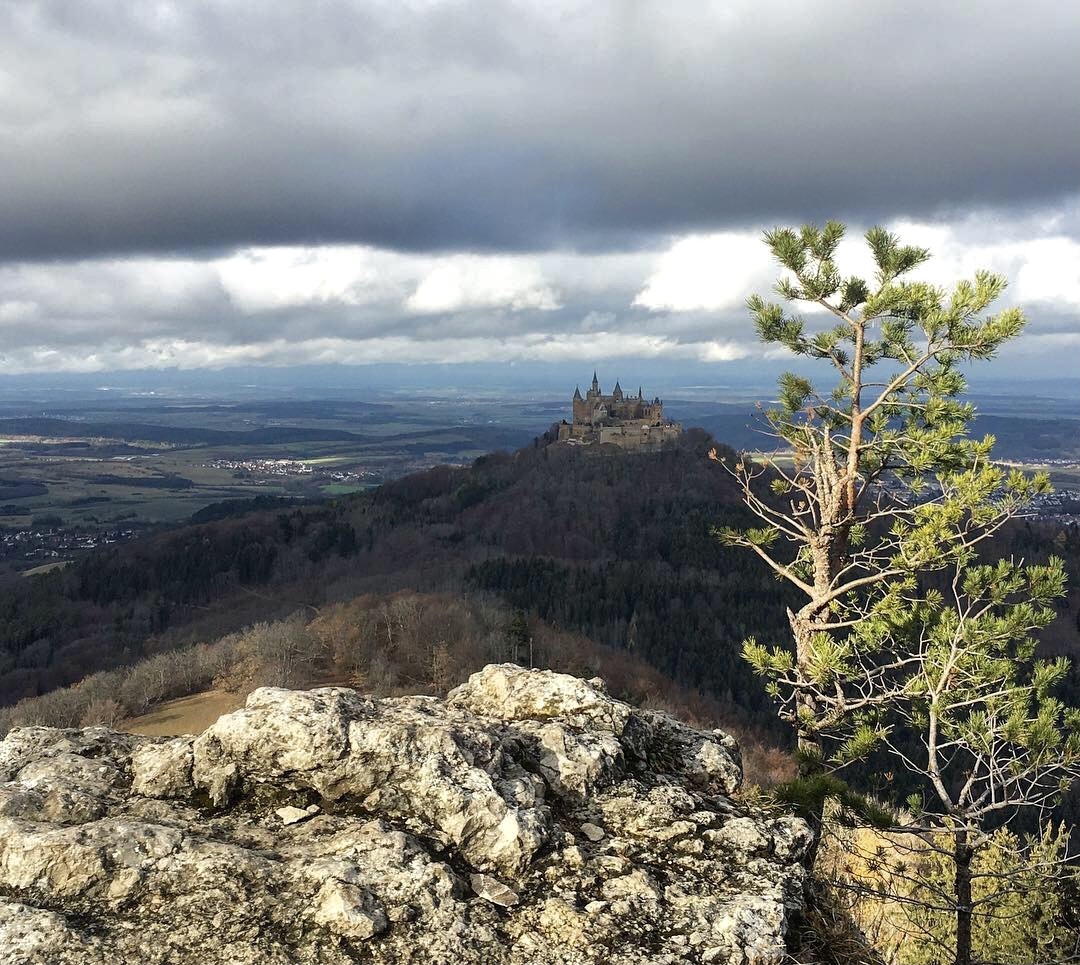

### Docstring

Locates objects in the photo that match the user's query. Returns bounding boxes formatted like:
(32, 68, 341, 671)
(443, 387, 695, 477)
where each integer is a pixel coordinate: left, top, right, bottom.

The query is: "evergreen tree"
(823, 822, 1079, 964)
(895, 825, 1079, 965)
(717, 222, 1080, 965)
(506, 609, 531, 666)
(718, 221, 1033, 765)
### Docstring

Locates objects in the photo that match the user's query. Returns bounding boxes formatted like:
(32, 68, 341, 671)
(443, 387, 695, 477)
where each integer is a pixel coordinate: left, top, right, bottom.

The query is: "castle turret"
(612, 380, 623, 401)
(573, 386, 582, 401)
(590, 371, 600, 396)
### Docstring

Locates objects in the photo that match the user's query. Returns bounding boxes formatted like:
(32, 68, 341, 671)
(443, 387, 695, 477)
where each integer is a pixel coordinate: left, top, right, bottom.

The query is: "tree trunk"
(791, 613, 827, 869)
(792, 518, 850, 871)
(953, 827, 974, 965)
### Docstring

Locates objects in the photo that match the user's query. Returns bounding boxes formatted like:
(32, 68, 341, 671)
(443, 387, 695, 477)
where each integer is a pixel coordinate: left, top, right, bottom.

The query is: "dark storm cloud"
(1, 0, 1077, 261)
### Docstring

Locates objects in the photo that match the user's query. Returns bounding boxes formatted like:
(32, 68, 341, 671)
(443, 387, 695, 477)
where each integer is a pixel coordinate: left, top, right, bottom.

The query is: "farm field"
(0, 391, 553, 572)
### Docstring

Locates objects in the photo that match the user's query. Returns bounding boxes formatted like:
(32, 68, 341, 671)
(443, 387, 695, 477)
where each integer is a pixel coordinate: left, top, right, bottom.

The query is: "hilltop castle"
(557, 372, 682, 448)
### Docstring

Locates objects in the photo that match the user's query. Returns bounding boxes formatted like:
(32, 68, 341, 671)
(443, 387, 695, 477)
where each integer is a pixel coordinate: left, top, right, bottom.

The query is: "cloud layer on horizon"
(2, 208, 1076, 375)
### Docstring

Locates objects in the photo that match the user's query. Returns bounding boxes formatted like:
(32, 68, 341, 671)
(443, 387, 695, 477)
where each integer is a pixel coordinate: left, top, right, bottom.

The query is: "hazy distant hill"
(664, 402, 1080, 461)
(0, 415, 535, 452)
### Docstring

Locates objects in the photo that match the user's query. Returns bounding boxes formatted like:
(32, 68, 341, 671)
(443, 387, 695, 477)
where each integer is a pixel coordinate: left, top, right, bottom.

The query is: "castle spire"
(573, 385, 582, 400)
(592, 370, 599, 391)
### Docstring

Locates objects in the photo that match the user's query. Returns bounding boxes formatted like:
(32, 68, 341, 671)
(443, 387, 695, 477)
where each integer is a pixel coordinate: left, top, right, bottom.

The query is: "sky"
(1, 0, 1078, 384)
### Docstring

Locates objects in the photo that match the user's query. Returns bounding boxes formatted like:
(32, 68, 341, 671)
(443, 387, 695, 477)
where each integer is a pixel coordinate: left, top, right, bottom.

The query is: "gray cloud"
(2, 207, 1074, 378)
(1, 0, 1077, 261)
(0, 1, 1076, 380)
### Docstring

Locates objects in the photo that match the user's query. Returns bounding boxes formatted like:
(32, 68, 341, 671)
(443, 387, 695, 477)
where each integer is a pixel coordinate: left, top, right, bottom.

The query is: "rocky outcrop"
(0, 665, 809, 965)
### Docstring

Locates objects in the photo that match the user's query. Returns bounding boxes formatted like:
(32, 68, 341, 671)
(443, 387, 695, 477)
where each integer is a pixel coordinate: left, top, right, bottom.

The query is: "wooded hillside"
(1, 429, 1076, 745)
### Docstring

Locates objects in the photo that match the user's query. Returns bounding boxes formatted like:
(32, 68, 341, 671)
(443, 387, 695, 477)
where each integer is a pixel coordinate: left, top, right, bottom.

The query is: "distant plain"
(0, 377, 1075, 550)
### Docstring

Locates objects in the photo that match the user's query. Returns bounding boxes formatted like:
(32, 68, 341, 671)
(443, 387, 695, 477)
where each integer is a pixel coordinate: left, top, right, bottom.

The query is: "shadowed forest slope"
(2, 428, 1076, 742)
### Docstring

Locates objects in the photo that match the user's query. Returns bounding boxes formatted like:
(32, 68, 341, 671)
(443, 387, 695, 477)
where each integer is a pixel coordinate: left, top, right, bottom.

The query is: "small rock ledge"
(0, 665, 809, 964)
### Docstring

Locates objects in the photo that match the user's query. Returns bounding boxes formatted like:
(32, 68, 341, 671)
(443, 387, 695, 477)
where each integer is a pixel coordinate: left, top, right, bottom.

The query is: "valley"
(0, 393, 550, 572)
(1, 381, 1076, 575)
(0, 378, 1075, 736)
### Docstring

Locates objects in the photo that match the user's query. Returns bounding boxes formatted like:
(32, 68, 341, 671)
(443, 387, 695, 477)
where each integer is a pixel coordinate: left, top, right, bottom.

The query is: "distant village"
(1026, 486, 1080, 527)
(205, 457, 379, 485)
(207, 457, 314, 476)
(817, 458, 1080, 528)
(1, 524, 139, 570)
(1, 405, 1074, 576)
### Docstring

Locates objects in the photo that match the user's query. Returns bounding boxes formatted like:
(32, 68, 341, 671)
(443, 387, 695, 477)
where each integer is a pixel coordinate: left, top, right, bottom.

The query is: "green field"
(1047, 467, 1080, 490)
(320, 483, 371, 496)
(0, 397, 542, 531)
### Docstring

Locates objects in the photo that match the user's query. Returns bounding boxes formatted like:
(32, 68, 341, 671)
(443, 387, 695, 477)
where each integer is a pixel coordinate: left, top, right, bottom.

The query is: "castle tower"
(612, 380, 623, 402)
(572, 385, 586, 424)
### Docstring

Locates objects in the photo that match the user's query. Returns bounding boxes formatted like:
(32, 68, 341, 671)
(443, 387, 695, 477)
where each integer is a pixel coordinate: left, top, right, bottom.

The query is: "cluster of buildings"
(1, 525, 137, 568)
(206, 458, 314, 475)
(206, 457, 378, 488)
(557, 372, 681, 448)
(1028, 486, 1080, 526)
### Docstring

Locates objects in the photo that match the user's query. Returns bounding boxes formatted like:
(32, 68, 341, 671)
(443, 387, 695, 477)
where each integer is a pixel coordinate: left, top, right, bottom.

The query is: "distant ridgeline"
(557, 372, 682, 448)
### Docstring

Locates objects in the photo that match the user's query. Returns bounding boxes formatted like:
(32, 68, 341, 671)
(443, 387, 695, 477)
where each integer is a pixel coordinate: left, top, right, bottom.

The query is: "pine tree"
(717, 221, 1033, 766)
(872, 552, 1080, 965)
(716, 222, 1080, 965)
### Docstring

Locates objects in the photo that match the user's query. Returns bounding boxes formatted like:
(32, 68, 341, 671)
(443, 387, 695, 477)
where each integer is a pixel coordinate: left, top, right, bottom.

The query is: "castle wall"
(598, 423, 683, 448)
(574, 395, 661, 427)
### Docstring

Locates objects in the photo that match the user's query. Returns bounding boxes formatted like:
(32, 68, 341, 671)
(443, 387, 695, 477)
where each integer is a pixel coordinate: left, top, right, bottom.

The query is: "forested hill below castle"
(1, 429, 1077, 739)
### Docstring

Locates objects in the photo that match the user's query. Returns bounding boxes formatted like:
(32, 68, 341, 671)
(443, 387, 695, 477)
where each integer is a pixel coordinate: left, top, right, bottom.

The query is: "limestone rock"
(470, 872, 520, 907)
(448, 664, 631, 733)
(580, 821, 605, 842)
(0, 902, 106, 965)
(0, 664, 808, 965)
(131, 737, 194, 799)
(310, 878, 388, 940)
(276, 804, 315, 825)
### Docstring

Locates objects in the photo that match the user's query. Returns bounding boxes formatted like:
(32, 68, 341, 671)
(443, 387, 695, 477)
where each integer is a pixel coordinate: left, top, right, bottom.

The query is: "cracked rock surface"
(0, 664, 809, 965)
